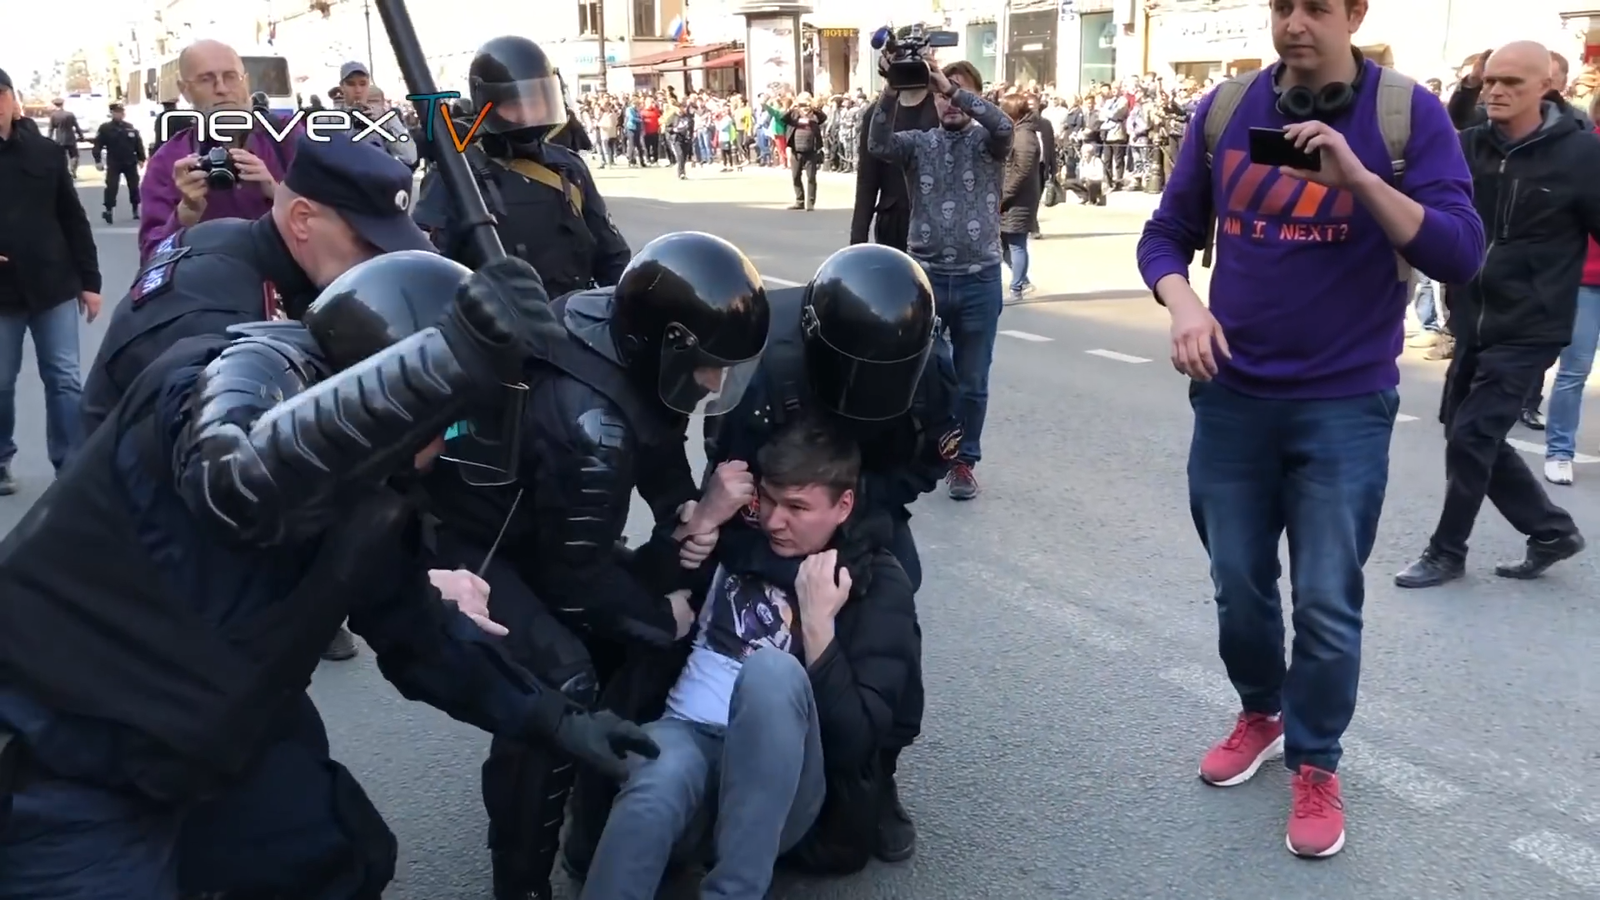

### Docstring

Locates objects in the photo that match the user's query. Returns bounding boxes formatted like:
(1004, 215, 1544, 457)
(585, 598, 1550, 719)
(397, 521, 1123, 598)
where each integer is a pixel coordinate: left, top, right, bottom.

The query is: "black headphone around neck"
(1273, 48, 1367, 121)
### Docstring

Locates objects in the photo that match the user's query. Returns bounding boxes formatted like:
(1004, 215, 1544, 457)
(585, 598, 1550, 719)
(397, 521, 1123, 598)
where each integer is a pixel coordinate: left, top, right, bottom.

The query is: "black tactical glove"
(553, 709, 660, 781)
(442, 256, 561, 384)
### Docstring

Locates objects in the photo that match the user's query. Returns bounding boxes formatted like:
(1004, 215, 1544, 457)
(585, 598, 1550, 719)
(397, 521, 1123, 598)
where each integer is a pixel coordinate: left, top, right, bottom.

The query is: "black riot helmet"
(612, 232, 771, 417)
(802, 245, 937, 421)
(304, 251, 529, 486)
(468, 36, 567, 140)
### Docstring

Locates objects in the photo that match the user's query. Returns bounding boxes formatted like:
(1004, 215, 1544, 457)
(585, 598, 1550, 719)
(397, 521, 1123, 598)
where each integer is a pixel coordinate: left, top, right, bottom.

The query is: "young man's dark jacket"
(0, 117, 100, 315)
(1448, 101, 1600, 348)
(850, 93, 939, 248)
(572, 505, 920, 875)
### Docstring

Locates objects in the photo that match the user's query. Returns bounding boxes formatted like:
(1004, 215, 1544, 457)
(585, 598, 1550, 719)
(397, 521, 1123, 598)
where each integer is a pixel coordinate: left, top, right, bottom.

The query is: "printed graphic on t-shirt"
(1215, 148, 1354, 246)
(701, 568, 794, 659)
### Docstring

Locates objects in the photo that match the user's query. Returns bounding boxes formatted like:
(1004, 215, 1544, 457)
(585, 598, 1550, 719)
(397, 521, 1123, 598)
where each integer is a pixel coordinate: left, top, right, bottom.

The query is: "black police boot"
(876, 773, 917, 862)
(1394, 551, 1465, 589)
(492, 852, 553, 900)
(1521, 406, 1546, 430)
(1494, 533, 1585, 580)
(102, 208, 113, 224)
(321, 626, 358, 661)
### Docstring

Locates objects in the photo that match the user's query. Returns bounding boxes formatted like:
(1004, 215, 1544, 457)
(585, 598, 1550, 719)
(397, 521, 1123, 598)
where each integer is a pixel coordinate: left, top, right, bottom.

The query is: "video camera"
(871, 23, 960, 91)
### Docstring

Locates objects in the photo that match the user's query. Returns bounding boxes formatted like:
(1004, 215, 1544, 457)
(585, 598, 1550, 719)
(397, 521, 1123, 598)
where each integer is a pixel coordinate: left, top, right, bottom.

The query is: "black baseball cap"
(0, 69, 12, 92)
(284, 135, 432, 254)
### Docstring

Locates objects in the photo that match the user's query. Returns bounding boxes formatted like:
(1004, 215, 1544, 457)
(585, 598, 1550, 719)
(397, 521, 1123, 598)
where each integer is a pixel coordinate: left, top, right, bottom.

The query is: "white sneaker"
(1545, 458, 1574, 485)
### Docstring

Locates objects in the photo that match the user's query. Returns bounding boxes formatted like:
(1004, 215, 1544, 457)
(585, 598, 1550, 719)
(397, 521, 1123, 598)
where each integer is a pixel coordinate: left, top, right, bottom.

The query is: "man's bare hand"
(429, 568, 508, 636)
(230, 149, 276, 198)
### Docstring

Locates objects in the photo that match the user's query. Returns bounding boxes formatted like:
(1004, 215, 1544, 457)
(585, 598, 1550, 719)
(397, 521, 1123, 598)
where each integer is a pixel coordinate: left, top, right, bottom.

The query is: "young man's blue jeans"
(928, 265, 1003, 466)
(579, 648, 825, 900)
(1001, 233, 1030, 294)
(1412, 277, 1443, 333)
(1187, 382, 1397, 772)
(0, 300, 85, 473)
(1545, 285, 1600, 461)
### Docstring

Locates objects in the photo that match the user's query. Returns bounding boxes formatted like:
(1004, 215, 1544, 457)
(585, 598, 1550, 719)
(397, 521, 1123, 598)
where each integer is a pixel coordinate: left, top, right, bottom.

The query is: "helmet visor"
(658, 344, 761, 417)
(439, 382, 528, 486)
(476, 75, 566, 133)
(806, 333, 932, 421)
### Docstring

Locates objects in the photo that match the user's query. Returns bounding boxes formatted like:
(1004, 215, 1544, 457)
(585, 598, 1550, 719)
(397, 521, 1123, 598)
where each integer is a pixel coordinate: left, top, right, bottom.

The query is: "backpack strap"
(1200, 71, 1262, 268)
(496, 157, 585, 217)
(1375, 67, 1417, 283)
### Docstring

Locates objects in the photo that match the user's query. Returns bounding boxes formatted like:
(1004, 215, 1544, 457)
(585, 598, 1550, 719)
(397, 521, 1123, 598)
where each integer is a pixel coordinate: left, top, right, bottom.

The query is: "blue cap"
(284, 134, 432, 254)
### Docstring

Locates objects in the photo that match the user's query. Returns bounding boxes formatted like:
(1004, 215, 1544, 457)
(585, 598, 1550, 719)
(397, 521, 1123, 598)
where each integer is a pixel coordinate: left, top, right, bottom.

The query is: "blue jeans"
(1187, 382, 1397, 772)
(929, 266, 1003, 466)
(1413, 277, 1442, 333)
(579, 649, 825, 900)
(0, 300, 84, 472)
(1001, 232, 1030, 293)
(1544, 285, 1600, 461)
(757, 131, 772, 165)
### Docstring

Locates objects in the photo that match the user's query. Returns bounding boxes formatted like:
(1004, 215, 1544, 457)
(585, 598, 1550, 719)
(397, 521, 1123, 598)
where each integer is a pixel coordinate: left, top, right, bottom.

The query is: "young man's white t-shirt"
(664, 565, 798, 727)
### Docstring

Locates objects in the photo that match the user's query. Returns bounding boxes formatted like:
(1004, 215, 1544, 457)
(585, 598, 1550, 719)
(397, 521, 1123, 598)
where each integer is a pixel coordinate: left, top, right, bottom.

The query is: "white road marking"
(1085, 348, 1151, 364)
(95, 226, 139, 234)
(761, 275, 803, 287)
(999, 329, 1053, 342)
(1396, 414, 1420, 422)
(1510, 831, 1600, 890)
(1507, 438, 1600, 464)
(1159, 664, 1465, 812)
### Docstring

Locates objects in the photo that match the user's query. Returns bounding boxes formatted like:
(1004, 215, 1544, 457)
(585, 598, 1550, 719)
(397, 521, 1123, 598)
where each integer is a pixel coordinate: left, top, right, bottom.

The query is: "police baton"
(373, 0, 506, 265)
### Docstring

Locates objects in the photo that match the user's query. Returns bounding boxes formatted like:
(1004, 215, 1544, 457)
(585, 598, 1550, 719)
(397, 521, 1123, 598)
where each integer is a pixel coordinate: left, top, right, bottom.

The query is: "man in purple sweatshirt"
(1135, 0, 1484, 860)
(138, 40, 298, 264)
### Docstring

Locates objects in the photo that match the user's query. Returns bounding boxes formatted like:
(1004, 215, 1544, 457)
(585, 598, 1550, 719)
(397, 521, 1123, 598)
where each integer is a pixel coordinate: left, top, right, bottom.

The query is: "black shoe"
(1394, 551, 1465, 588)
(321, 626, 358, 660)
(101, 209, 113, 224)
(494, 852, 553, 900)
(0, 466, 16, 496)
(1521, 407, 1546, 430)
(875, 776, 917, 862)
(788, 202, 806, 210)
(1494, 533, 1584, 579)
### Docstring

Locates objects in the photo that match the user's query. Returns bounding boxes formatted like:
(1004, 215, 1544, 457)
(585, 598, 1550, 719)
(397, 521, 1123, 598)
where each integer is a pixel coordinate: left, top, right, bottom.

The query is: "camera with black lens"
(196, 145, 239, 190)
(874, 23, 961, 91)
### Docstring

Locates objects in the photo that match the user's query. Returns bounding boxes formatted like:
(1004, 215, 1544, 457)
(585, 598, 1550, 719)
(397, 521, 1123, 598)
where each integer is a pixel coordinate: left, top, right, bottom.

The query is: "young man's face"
(1270, 0, 1366, 77)
(758, 481, 854, 558)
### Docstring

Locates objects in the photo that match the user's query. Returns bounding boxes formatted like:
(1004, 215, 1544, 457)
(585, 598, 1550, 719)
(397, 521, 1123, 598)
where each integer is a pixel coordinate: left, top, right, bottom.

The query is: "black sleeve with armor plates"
(176, 325, 494, 547)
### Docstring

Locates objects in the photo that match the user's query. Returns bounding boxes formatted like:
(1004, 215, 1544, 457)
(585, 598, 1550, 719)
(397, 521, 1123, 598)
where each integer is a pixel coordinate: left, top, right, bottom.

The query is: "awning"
(612, 42, 736, 69)
(654, 52, 746, 74)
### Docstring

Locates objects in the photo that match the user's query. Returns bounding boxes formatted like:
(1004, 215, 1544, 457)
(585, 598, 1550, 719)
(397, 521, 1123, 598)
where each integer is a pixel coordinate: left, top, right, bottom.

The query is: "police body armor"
(0, 344, 406, 804)
(466, 140, 596, 299)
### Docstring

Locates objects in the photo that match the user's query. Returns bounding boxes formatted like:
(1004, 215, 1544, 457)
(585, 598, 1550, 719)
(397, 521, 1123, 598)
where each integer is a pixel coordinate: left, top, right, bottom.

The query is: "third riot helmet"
(802, 244, 937, 421)
(612, 232, 771, 416)
(468, 36, 567, 139)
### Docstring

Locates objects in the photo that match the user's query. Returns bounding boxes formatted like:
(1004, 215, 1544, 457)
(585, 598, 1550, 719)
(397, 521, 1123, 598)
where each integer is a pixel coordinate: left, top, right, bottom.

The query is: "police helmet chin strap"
(476, 488, 524, 578)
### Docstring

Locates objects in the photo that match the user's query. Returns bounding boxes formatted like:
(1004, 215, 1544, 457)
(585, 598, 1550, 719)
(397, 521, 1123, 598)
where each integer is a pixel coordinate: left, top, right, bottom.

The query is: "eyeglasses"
(188, 70, 243, 90)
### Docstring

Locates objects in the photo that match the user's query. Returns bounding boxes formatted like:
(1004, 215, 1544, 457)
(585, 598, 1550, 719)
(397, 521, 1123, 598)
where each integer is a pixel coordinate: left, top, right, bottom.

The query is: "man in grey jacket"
(336, 61, 418, 170)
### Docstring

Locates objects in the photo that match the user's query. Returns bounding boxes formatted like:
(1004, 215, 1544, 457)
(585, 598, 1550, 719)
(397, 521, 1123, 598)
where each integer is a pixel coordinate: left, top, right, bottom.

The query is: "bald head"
(1488, 41, 1552, 76)
(178, 40, 249, 114)
(1483, 41, 1556, 131)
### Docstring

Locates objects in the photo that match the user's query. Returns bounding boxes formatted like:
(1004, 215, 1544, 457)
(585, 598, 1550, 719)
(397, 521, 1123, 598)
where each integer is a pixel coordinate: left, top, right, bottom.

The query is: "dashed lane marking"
(999, 329, 1054, 342)
(761, 275, 803, 288)
(1507, 438, 1600, 464)
(1396, 414, 1420, 422)
(1085, 348, 1151, 364)
(1510, 831, 1600, 890)
(95, 226, 139, 234)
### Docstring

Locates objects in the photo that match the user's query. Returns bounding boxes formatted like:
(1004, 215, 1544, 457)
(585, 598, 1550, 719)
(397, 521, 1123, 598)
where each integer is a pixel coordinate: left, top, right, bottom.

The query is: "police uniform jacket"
(92, 118, 147, 171)
(413, 138, 629, 298)
(81, 215, 318, 435)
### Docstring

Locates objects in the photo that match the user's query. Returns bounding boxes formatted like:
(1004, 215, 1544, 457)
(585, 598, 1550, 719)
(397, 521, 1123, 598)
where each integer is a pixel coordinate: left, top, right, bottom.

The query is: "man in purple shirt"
(138, 40, 298, 264)
(1135, 0, 1484, 860)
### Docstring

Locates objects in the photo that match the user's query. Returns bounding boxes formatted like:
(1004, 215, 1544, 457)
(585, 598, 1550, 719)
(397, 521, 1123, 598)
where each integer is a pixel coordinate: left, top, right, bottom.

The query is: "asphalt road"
(3, 164, 1598, 899)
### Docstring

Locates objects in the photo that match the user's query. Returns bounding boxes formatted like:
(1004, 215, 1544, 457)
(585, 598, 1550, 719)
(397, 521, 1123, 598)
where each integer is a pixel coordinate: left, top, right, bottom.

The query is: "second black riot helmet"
(612, 232, 771, 416)
(803, 244, 937, 421)
(469, 36, 568, 139)
(304, 251, 530, 485)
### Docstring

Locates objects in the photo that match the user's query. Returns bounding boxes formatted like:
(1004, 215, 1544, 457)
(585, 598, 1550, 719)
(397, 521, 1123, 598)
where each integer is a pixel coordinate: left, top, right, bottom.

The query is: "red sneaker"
(1198, 711, 1284, 786)
(1287, 765, 1346, 858)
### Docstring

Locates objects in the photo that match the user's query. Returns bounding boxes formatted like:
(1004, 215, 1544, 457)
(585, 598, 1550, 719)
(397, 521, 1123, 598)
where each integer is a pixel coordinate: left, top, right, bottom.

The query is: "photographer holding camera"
(139, 40, 297, 264)
(867, 55, 1011, 501)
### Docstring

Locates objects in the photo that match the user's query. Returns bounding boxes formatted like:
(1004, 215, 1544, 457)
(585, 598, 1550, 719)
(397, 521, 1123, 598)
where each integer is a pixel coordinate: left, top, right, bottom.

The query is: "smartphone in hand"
(1248, 127, 1321, 171)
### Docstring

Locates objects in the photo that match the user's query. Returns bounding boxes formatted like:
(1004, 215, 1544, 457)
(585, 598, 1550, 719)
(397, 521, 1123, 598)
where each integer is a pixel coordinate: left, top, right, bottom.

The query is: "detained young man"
(1134, 0, 1485, 860)
(578, 417, 919, 900)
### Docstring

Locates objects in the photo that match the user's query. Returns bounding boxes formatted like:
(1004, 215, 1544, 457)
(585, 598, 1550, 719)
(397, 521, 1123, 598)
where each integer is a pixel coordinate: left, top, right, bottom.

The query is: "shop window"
(632, 0, 659, 38)
(578, 0, 601, 36)
(1079, 11, 1116, 87)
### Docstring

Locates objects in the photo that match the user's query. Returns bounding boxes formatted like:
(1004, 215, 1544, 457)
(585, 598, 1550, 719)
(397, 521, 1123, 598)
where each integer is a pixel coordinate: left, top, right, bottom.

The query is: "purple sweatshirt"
(138, 126, 300, 263)
(1136, 60, 1485, 399)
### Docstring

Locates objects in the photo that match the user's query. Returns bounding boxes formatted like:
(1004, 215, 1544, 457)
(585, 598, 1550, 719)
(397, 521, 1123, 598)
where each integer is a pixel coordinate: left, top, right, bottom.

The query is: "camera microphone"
(870, 27, 893, 51)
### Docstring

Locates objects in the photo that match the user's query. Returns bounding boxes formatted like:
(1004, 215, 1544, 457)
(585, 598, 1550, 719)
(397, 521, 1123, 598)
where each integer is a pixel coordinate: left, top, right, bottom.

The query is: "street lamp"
(364, 0, 375, 79)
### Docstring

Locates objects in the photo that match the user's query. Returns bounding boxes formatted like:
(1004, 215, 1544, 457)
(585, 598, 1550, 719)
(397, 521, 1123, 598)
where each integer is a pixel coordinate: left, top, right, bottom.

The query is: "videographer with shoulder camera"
(867, 57, 1012, 502)
(1135, 0, 1483, 859)
(850, 30, 940, 249)
(139, 40, 300, 264)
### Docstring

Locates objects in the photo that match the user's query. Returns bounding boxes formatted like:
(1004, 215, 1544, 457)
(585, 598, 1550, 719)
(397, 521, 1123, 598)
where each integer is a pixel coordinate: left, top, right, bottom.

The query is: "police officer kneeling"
(82, 134, 437, 662)
(421, 230, 771, 900)
(702, 243, 958, 862)
(0, 251, 658, 899)
(414, 36, 630, 297)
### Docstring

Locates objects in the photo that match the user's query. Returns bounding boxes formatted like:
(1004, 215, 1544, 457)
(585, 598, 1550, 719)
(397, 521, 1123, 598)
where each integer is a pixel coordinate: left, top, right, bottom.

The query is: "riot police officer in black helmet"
(413, 35, 629, 301)
(0, 252, 662, 899)
(418, 230, 770, 900)
(693, 243, 960, 864)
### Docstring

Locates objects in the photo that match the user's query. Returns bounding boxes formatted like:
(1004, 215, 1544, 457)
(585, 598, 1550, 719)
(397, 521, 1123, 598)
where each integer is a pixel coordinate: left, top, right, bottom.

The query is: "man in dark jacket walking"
(0, 69, 101, 494)
(91, 103, 147, 223)
(46, 97, 84, 178)
(1396, 41, 1600, 589)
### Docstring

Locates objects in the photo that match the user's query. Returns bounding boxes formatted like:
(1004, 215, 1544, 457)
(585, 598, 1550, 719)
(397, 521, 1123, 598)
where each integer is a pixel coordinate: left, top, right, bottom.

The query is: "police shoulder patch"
(938, 427, 963, 461)
(129, 245, 191, 308)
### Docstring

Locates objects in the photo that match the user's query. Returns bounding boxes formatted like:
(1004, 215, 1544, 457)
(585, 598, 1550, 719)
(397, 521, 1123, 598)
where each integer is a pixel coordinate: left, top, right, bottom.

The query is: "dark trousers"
(60, 144, 77, 177)
(1188, 381, 1396, 772)
(871, 209, 910, 252)
(426, 531, 595, 896)
(791, 150, 820, 206)
(104, 166, 140, 212)
(0, 695, 395, 900)
(1430, 342, 1578, 561)
(672, 135, 691, 178)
